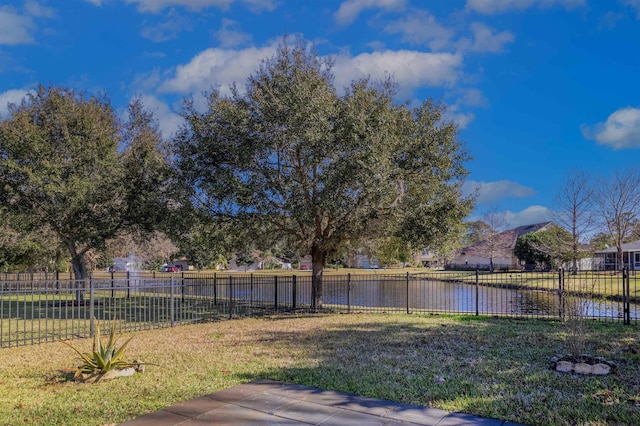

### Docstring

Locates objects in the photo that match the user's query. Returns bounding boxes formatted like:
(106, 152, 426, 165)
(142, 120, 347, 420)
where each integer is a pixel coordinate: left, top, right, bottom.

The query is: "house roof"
(594, 240, 640, 254)
(460, 222, 554, 259)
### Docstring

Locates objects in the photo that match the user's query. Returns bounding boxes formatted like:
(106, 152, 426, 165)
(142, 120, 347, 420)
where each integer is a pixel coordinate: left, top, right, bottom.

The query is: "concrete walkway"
(121, 379, 526, 425)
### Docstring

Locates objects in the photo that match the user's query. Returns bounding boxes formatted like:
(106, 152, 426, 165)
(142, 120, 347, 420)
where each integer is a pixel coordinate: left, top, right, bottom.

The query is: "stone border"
(550, 355, 617, 375)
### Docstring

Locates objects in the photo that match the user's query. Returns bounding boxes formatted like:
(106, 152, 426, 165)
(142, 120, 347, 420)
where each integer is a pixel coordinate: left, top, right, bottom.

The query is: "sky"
(1, 0, 640, 230)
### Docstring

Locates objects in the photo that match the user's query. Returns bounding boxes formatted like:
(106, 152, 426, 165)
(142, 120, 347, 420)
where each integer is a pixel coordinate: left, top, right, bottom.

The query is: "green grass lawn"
(0, 313, 638, 425)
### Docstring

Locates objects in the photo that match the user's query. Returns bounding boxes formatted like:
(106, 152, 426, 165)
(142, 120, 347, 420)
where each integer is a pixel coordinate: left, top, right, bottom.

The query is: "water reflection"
(170, 275, 637, 320)
(321, 278, 636, 319)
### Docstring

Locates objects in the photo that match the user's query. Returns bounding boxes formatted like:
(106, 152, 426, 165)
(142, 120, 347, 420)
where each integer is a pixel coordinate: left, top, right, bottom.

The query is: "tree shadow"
(233, 316, 640, 425)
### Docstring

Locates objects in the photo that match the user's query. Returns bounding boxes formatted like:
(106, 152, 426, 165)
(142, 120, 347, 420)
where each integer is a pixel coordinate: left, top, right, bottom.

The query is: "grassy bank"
(0, 314, 638, 425)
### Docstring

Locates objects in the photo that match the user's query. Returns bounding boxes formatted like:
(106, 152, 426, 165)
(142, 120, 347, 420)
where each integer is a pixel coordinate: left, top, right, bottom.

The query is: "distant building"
(449, 222, 555, 270)
(111, 256, 143, 272)
(414, 249, 442, 268)
(593, 240, 640, 270)
(351, 253, 380, 269)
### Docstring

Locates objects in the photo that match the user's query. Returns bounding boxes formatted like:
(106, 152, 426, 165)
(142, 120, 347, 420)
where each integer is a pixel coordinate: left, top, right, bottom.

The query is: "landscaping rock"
(556, 361, 574, 373)
(102, 367, 136, 380)
(76, 367, 137, 383)
(573, 363, 592, 375)
(551, 355, 615, 375)
(591, 363, 612, 375)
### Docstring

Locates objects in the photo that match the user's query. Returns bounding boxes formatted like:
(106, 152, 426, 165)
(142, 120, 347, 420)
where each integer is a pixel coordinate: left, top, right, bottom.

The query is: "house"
(593, 240, 640, 270)
(414, 249, 442, 269)
(351, 253, 380, 269)
(449, 222, 555, 270)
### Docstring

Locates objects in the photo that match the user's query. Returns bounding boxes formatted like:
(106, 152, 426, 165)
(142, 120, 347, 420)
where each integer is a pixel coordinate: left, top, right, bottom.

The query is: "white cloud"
(465, 0, 585, 14)
(159, 44, 279, 95)
(24, 1, 55, 18)
(82, 0, 104, 5)
(582, 107, 640, 149)
(456, 88, 487, 107)
(457, 22, 514, 53)
(241, 0, 277, 13)
(137, 94, 184, 138)
(384, 10, 453, 51)
(333, 50, 462, 96)
(463, 180, 536, 204)
(159, 44, 462, 102)
(598, 11, 624, 30)
(624, 0, 640, 18)
(442, 88, 487, 129)
(141, 15, 191, 43)
(214, 18, 252, 48)
(447, 109, 475, 130)
(504, 205, 551, 228)
(334, 0, 406, 26)
(0, 2, 56, 46)
(125, 0, 276, 14)
(126, 0, 233, 13)
(131, 68, 165, 93)
(0, 7, 35, 45)
(0, 89, 30, 117)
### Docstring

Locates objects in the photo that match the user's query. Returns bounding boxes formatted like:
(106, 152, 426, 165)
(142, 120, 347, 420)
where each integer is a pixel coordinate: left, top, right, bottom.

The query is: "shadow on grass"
(234, 315, 640, 425)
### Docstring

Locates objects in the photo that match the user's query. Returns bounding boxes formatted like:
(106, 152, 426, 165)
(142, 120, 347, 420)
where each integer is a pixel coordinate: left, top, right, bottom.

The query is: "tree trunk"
(68, 242, 88, 302)
(310, 246, 326, 310)
(618, 247, 624, 271)
(71, 254, 88, 280)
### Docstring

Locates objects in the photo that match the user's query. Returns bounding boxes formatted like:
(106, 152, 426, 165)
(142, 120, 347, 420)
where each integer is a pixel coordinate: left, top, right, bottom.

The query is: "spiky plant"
(62, 317, 136, 380)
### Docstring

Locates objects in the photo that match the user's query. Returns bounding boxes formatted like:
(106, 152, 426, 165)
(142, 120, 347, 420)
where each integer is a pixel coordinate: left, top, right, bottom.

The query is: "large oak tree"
(0, 85, 169, 283)
(174, 39, 472, 308)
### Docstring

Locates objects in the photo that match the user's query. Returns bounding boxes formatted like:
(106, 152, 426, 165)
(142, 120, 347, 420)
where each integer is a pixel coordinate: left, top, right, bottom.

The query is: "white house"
(593, 240, 640, 270)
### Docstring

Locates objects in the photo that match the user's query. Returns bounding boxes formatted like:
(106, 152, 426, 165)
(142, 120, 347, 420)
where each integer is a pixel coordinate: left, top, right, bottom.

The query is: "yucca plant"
(62, 317, 137, 381)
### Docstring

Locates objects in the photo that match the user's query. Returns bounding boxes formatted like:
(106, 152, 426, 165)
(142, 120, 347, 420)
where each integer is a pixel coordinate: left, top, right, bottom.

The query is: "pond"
(214, 276, 637, 320)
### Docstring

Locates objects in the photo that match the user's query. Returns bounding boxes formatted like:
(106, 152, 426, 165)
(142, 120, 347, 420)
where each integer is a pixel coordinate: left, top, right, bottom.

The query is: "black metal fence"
(0, 269, 637, 347)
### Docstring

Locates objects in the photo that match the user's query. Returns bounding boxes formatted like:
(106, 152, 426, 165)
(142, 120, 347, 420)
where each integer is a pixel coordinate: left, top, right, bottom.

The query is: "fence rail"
(0, 269, 637, 347)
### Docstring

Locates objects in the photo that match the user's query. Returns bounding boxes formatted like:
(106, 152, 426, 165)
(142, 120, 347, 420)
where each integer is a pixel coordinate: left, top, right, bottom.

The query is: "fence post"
(126, 271, 131, 299)
(292, 275, 297, 310)
(89, 276, 95, 337)
(406, 272, 410, 314)
(624, 267, 630, 325)
(170, 276, 175, 327)
(347, 273, 351, 314)
(274, 275, 279, 312)
(229, 275, 234, 319)
(181, 272, 185, 304)
(250, 274, 254, 308)
(558, 268, 565, 321)
(110, 270, 114, 298)
(213, 273, 217, 305)
(475, 269, 479, 316)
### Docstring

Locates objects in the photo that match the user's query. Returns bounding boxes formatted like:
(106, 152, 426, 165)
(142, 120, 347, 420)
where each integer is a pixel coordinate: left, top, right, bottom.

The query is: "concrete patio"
(121, 379, 526, 425)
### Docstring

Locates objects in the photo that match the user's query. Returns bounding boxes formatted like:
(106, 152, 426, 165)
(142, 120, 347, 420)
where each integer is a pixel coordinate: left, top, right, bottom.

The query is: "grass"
(0, 313, 638, 425)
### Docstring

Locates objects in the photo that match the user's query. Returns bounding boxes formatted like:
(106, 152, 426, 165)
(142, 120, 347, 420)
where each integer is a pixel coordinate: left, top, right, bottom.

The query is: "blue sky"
(1, 0, 640, 229)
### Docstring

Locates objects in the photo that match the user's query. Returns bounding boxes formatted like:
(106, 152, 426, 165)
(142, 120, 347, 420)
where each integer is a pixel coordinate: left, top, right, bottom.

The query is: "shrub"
(62, 317, 137, 381)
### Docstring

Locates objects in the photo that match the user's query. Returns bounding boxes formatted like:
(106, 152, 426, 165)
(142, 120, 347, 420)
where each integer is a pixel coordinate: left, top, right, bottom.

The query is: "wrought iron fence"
(0, 269, 637, 347)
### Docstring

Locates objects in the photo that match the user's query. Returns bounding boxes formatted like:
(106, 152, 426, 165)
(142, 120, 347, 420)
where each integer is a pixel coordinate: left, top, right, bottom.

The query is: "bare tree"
(482, 208, 506, 272)
(594, 167, 640, 270)
(551, 169, 595, 274)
